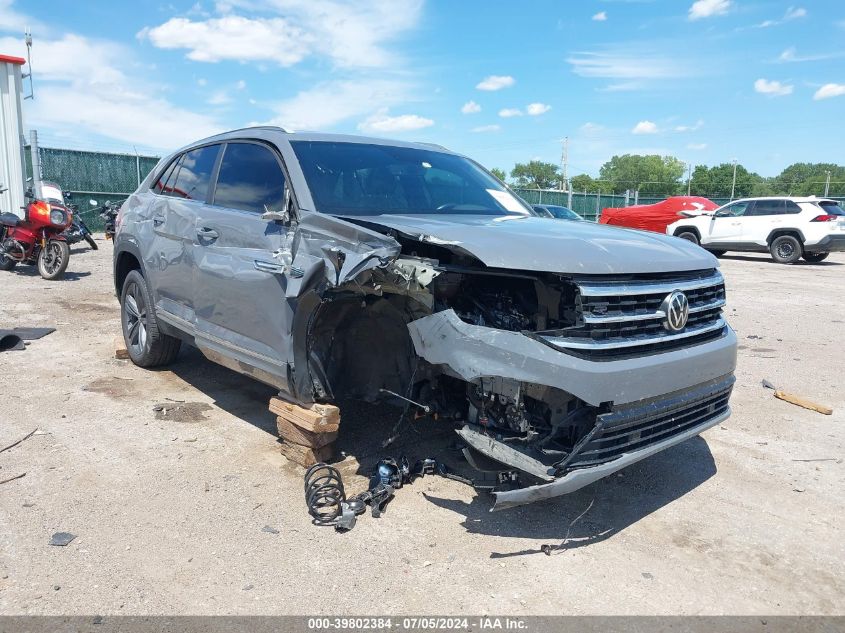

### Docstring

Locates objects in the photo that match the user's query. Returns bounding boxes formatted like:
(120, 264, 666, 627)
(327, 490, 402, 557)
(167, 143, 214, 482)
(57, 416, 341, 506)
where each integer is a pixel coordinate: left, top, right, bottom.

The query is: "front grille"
(537, 269, 727, 360)
(566, 375, 734, 469)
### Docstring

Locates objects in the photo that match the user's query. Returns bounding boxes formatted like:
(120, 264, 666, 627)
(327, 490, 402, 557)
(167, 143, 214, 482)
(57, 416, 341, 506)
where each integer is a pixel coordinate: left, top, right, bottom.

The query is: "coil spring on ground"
(304, 463, 346, 526)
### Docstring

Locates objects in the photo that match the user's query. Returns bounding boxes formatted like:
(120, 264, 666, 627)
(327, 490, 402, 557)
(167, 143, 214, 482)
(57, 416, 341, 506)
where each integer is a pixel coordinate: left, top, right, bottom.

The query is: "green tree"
(688, 163, 763, 198)
(598, 154, 684, 196)
(771, 163, 845, 196)
(490, 167, 507, 183)
(570, 173, 601, 193)
(510, 160, 560, 189)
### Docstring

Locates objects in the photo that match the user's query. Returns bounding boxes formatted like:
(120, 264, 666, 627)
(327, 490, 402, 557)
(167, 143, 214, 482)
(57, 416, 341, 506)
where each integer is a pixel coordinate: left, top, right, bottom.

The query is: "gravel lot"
(0, 239, 843, 615)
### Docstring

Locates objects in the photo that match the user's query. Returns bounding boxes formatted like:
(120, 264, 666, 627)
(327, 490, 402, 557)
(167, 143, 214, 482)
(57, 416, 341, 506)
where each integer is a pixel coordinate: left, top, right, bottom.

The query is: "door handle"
(196, 227, 219, 240)
(152, 215, 165, 227)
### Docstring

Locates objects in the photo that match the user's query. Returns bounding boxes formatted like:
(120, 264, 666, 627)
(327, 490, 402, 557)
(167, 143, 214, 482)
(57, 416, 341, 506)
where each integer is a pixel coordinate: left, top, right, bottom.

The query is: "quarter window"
(153, 156, 182, 195)
(783, 200, 802, 214)
(212, 142, 286, 214)
(165, 145, 220, 201)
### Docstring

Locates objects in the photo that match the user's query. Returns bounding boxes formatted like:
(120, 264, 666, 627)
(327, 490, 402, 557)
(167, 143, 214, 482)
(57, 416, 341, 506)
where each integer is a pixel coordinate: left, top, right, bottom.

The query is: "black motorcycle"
(98, 200, 123, 241)
(63, 202, 98, 251)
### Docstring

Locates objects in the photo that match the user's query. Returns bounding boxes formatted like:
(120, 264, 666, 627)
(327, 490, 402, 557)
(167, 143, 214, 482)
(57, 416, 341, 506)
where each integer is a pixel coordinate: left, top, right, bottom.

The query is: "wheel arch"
(766, 228, 805, 246)
(672, 226, 701, 241)
(113, 243, 146, 298)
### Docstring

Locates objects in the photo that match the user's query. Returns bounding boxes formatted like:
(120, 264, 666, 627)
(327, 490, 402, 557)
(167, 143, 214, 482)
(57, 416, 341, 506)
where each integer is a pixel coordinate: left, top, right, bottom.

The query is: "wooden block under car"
(268, 397, 340, 433)
(278, 439, 335, 468)
(276, 415, 338, 449)
(114, 335, 129, 360)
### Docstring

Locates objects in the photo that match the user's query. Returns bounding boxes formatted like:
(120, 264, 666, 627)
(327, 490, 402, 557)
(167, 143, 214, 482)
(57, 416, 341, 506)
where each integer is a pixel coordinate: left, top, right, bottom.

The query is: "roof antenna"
(22, 28, 34, 100)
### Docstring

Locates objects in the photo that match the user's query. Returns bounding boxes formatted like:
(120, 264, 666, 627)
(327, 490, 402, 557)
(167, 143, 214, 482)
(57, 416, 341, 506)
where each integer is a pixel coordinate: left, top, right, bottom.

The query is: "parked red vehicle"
(599, 196, 718, 234)
(0, 194, 74, 280)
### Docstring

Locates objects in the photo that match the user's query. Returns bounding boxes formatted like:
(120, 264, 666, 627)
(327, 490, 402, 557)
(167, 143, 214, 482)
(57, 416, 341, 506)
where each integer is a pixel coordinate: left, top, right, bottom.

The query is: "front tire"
(802, 252, 828, 263)
(120, 269, 181, 367)
(677, 231, 699, 245)
(84, 234, 99, 251)
(770, 235, 802, 264)
(37, 240, 70, 280)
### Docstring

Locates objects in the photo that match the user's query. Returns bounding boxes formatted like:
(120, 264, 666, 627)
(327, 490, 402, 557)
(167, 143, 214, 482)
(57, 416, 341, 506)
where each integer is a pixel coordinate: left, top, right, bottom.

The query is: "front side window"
(290, 141, 532, 217)
(212, 142, 286, 214)
(166, 144, 220, 201)
(719, 201, 750, 217)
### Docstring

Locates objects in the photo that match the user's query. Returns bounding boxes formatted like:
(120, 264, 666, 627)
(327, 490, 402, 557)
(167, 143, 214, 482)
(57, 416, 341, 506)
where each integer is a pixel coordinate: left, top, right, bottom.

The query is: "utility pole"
(559, 137, 569, 191)
(730, 158, 738, 201)
(686, 162, 692, 196)
(824, 170, 831, 197)
(29, 130, 42, 200)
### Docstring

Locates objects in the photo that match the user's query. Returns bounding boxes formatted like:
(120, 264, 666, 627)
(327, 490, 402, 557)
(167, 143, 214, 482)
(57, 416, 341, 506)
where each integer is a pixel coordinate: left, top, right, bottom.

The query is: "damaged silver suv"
(113, 127, 737, 508)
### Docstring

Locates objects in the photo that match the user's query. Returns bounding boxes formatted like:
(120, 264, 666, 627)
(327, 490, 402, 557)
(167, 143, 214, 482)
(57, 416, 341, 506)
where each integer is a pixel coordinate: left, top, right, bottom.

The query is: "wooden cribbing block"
(276, 415, 338, 449)
(278, 439, 335, 468)
(269, 397, 340, 433)
(114, 335, 129, 359)
(774, 390, 833, 415)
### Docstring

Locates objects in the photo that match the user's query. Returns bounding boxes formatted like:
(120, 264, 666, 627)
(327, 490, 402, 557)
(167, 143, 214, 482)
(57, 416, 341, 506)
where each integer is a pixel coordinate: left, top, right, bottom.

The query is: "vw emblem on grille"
(661, 291, 689, 332)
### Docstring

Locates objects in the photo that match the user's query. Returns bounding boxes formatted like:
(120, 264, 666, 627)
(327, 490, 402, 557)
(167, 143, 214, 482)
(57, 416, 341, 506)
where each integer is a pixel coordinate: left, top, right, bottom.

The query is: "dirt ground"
(0, 238, 843, 615)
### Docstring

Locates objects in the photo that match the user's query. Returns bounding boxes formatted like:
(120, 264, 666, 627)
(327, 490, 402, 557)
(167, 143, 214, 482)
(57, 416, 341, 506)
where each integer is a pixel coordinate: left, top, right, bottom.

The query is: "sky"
(1, 0, 843, 178)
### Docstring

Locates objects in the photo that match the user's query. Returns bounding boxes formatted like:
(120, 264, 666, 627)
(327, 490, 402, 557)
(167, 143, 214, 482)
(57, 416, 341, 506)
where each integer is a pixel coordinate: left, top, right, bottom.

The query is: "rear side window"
(747, 200, 783, 216)
(166, 145, 220, 201)
(212, 142, 286, 214)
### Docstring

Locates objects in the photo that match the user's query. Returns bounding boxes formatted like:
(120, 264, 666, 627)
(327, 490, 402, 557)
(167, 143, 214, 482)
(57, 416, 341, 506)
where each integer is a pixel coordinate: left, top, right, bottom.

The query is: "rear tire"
(37, 240, 70, 280)
(677, 231, 699, 245)
(84, 234, 99, 251)
(802, 252, 828, 263)
(769, 235, 802, 264)
(120, 269, 181, 367)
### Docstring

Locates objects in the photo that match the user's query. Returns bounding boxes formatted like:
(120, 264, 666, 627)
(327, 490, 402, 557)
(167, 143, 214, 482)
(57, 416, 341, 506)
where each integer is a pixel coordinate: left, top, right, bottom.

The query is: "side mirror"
(261, 210, 289, 223)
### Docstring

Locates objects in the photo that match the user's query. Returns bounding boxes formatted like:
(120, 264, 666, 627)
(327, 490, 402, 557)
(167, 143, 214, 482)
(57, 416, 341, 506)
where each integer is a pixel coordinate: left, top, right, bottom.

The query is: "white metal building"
(0, 53, 27, 219)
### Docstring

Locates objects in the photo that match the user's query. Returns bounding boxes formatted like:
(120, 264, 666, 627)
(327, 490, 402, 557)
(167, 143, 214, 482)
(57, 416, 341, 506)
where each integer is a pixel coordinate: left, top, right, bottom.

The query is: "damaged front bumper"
(492, 374, 734, 509)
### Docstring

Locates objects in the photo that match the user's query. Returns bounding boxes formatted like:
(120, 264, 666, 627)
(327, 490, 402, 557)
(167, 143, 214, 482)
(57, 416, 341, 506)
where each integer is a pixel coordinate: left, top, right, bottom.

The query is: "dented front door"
(191, 141, 294, 387)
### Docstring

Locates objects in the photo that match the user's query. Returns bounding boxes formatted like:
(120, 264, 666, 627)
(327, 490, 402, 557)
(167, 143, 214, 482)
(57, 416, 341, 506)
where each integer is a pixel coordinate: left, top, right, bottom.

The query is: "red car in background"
(599, 196, 718, 233)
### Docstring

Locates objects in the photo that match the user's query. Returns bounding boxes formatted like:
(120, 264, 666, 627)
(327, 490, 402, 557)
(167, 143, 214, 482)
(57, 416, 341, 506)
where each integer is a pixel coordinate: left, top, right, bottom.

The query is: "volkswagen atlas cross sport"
(113, 127, 737, 509)
(666, 196, 845, 264)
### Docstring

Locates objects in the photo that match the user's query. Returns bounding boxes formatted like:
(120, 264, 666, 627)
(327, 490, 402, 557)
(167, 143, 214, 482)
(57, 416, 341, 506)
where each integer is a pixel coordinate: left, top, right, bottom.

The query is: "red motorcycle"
(0, 196, 73, 280)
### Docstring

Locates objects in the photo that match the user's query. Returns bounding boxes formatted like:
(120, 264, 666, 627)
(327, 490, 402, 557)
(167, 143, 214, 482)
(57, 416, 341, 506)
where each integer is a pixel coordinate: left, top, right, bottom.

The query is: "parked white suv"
(666, 197, 845, 264)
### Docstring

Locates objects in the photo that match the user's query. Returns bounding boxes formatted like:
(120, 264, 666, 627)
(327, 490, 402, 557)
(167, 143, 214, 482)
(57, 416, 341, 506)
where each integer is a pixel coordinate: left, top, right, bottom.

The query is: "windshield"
(290, 141, 533, 217)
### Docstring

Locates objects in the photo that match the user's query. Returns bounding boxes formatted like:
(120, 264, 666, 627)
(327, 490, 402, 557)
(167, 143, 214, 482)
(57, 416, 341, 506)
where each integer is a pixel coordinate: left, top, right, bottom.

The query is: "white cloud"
(0, 33, 220, 150)
(526, 102, 551, 116)
(687, 143, 708, 150)
(0, 0, 45, 34)
(235, 79, 246, 90)
(471, 124, 500, 133)
(631, 120, 658, 134)
(498, 108, 523, 118)
(688, 0, 731, 20)
(476, 75, 515, 91)
(267, 79, 412, 130)
(755, 5, 807, 28)
(358, 109, 433, 134)
(592, 11, 607, 21)
(567, 51, 683, 80)
(778, 46, 843, 63)
(674, 119, 704, 132)
(599, 81, 644, 92)
(141, 0, 424, 69)
(754, 78, 793, 96)
(813, 83, 845, 100)
(207, 90, 231, 105)
(461, 100, 481, 114)
(579, 122, 605, 134)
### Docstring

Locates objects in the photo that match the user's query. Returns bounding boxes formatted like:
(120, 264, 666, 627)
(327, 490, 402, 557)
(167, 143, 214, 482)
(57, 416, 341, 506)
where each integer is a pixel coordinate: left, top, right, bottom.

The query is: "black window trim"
(208, 138, 298, 219)
(149, 141, 224, 204)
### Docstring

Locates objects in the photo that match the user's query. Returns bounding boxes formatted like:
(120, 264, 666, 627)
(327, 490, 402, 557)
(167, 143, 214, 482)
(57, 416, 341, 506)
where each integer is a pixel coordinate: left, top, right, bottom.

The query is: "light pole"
(686, 162, 692, 196)
(824, 170, 831, 197)
(730, 159, 738, 201)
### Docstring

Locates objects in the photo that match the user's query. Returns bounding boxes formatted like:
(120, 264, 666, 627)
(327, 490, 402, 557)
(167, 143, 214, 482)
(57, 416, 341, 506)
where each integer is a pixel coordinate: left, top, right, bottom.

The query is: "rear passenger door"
(192, 141, 293, 387)
(149, 144, 221, 322)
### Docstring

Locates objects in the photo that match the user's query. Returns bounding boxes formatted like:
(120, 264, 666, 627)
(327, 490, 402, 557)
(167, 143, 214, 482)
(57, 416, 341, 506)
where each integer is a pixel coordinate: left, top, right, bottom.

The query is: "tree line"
(491, 156, 845, 198)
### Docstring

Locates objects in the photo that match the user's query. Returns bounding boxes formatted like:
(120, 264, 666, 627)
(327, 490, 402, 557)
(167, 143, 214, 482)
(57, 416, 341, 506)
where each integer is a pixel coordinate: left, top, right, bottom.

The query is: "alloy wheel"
(124, 283, 148, 354)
